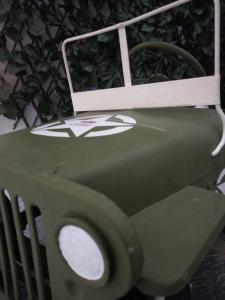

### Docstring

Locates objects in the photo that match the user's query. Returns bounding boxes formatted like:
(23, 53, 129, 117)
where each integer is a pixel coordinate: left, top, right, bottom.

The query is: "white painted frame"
(62, 0, 225, 156)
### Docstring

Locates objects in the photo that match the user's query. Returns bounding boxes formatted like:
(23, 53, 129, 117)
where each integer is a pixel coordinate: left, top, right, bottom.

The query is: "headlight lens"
(58, 225, 105, 281)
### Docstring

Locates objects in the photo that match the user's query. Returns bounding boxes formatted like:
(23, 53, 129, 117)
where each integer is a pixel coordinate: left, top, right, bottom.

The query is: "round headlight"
(58, 224, 107, 282)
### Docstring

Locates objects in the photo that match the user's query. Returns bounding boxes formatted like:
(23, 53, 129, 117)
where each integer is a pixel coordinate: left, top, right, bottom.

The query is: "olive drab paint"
(0, 0, 224, 299)
(1, 108, 225, 300)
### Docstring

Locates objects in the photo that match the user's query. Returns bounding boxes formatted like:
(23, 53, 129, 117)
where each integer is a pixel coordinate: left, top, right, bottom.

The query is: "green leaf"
(0, 0, 12, 17)
(57, 78, 68, 90)
(7, 62, 25, 75)
(194, 8, 205, 16)
(36, 63, 49, 73)
(13, 91, 27, 107)
(100, 2, 111, 19)
(11, 8, 27, 25)
(97, 34, 111, 43)
(141, 24, 154, 33)
(26, 75, 41, 88)
(3, 103, 19, 119)
(11, 51, 25, 65)
(81, 63, 94, 73)
(140, 0, 150, 7)
(88, 0, 97, 18)
(0, 103, 6, 114)
(0, 81, 11, 102)
(29, 17, 46, 36)
(0, 47, 9, 62)
(72, 0, 81, 9)
(39, 99, 51, 115)
(203, 45, 213, 56)
(5, 25, 20, 41)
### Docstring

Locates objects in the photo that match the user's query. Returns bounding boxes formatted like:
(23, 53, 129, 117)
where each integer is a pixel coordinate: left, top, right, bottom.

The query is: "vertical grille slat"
(0, 261, 4, 292)
(26, 205, 47, 300)
(11, 196, 34, 299)
(0, 224, 10, 297)
(0, 191, 20, 300)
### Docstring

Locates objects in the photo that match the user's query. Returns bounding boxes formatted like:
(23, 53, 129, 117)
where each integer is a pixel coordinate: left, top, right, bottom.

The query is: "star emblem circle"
(31, 114, 136, 138)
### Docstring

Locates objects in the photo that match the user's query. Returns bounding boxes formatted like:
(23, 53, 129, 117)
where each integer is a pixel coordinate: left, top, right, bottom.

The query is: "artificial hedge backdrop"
(0, 0, 224, 125)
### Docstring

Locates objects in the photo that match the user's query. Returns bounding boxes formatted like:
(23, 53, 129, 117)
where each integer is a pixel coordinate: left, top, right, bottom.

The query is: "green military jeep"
(0, 0, 225, 300)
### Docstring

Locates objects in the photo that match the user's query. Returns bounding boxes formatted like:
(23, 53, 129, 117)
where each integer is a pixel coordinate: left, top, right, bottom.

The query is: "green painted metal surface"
(0, 108, 224, 216)
(132, 186, 225, 296)
(0, 108, 225, 299)
(0, 158, 143, 300)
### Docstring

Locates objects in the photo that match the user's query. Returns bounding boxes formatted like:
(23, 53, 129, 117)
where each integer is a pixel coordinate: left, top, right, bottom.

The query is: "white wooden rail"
(62, 0, 225, 156)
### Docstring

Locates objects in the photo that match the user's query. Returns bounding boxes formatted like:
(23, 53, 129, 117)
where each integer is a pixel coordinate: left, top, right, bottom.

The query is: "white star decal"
(31, 114, 136, 138)
(216, 168, 225, 194)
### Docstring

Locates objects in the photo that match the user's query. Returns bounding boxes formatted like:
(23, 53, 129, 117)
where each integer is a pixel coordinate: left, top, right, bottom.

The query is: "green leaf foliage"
(0, 0, 13, 18)
(0, 0, 224, 123)
(3, 102, 19, 119)
(0, 46, 9, 62)
(0, 81, 11, 102)
(0, 103, 6, 114)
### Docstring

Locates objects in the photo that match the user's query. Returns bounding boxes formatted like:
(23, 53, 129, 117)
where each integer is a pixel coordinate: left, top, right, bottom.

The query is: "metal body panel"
(0, 0, 223, 297)
(0, 108, 224, 217)
(131, 186, 225, 296)
(0, 158, 143, 300)
(0, 108, 225, 299)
